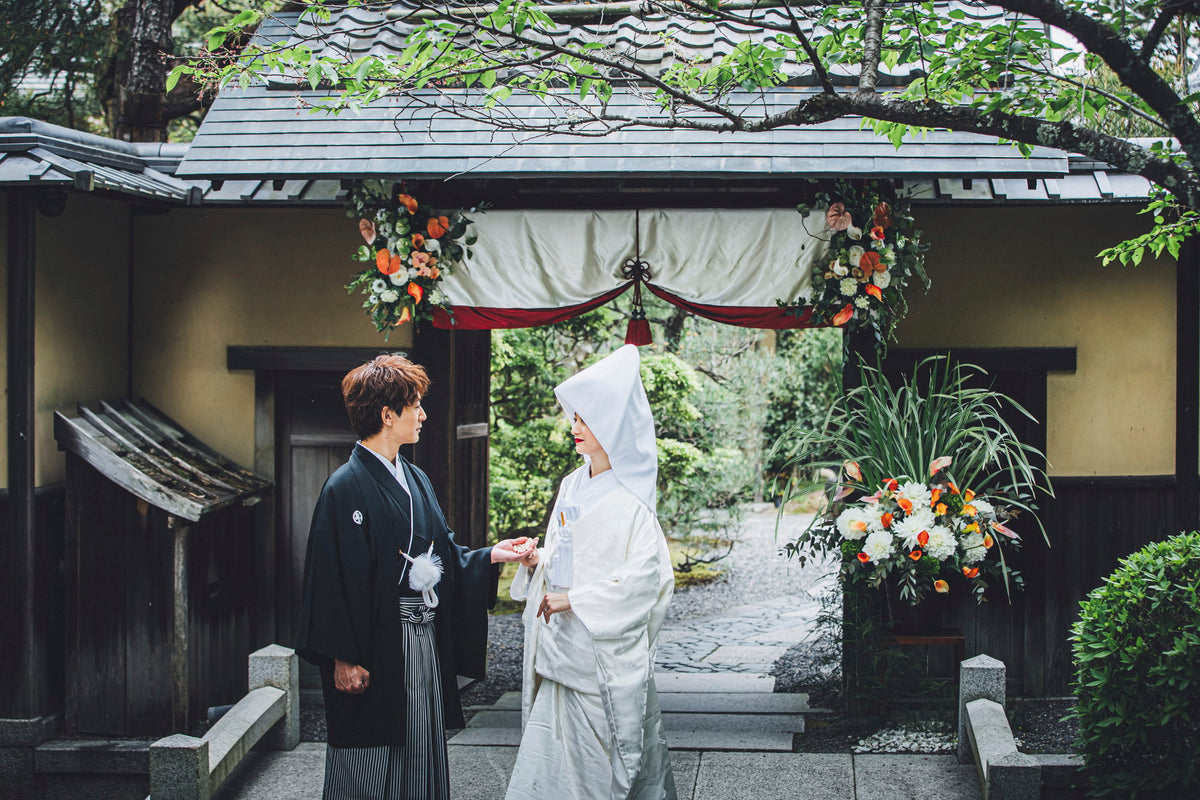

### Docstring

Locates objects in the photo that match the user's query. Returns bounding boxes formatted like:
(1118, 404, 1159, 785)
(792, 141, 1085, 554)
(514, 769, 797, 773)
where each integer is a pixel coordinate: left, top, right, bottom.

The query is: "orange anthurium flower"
(359, 218, 377, 245)
(407, 282, 425, 305)
(397, 304, 413, 324)
(427, 216, 450, 238)
(844, 461, 863, 481)
(390, 254, 404, 275)
(964, 489, 976, 502)
(917, 530, 930, 546)
(898, 497, 913, 513)
(860, 251, 884, 273)
(963, 504, 978, 516)
(870, 225, 886, 241)
(931, 488, 942, 505)
(983, 534, 995, 549)
(397, 194, 418, 214)
(962, 566, 980, 578)
(881, 513, 894, 528)
(857, 552, 870, 563)
(376, 248, 391, 273)
(936, 503, 948, 516)
(411, 233, 425, 249)
(831, 304, 854, 326)
(909, 550, 922, 561)
(864, 283, 883, 301)
(933, 579, 949, 594)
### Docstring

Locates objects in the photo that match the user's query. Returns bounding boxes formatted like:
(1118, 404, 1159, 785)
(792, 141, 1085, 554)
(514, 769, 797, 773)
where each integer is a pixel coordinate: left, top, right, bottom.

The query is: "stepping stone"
(656, 692, 812, 714)
(749, 625, 812, 644)
(654, 672, 776, 693)
(489, 692, 523, 710)
(702, 645, 790, 664)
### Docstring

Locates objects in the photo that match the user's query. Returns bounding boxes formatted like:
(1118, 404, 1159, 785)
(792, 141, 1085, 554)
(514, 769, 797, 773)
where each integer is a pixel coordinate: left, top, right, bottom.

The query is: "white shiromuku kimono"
(506, 345, 677, 800)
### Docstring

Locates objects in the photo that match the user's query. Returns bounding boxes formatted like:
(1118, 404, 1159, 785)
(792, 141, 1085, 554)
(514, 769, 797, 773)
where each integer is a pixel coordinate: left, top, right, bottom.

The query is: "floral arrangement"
(830, 455, 1023, 605)
(344, 180, 475, 336)
(785, 179, 929, 346)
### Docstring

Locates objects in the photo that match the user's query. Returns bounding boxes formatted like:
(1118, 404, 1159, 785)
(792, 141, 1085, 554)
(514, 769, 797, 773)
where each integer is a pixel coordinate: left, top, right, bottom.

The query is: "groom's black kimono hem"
(295, 443, 497, 748)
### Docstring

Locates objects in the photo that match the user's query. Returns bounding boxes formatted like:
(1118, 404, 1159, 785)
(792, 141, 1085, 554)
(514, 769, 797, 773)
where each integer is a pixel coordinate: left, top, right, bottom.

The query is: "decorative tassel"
(625, 312, 652, 345)
(401, 544, 444, 608)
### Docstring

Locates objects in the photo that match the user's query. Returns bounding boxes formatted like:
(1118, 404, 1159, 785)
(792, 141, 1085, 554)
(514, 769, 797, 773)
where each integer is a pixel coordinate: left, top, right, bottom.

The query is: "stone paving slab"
(693, 752, 854, 800)
(702, 645, 791, 664)
(466, 709, 804, 734)
(852, 754, 981, 800)
(748, 625, 813, 644)
(654, 673, 776, 693)
(213, 742, 325, 800)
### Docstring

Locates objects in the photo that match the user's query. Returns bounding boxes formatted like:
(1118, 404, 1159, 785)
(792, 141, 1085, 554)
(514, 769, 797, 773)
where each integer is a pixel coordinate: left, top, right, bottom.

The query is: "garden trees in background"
(193, 0, 1200, 265)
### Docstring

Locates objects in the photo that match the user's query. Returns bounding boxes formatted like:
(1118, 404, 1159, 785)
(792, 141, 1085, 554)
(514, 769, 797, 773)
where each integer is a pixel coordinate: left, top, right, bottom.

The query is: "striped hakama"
(322, 598, 449, 800)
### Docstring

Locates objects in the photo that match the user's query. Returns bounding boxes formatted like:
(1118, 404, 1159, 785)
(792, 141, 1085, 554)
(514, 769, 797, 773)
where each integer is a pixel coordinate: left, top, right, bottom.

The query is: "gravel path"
(460, 504, 836, 709)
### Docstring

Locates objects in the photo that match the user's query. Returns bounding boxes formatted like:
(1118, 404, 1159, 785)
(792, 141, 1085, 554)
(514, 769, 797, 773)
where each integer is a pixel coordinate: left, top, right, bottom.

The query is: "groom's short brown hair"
(342, 354, 431, 439)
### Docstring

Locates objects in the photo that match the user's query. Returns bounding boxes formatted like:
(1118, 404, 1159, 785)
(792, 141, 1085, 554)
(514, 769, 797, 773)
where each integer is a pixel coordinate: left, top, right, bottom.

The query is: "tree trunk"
(108, 0, 194, 142)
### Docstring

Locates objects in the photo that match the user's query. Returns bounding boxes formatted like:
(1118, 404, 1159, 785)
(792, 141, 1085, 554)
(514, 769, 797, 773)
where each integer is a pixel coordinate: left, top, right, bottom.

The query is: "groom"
(295, 354, 530, 799)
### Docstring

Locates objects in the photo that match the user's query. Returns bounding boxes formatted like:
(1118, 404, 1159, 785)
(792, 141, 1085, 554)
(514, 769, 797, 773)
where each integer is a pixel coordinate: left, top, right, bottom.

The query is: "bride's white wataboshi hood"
(554, 344, 658, 514)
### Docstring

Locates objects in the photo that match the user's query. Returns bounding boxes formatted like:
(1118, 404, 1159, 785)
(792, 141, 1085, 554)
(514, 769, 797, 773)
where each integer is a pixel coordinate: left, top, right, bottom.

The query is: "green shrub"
(1071, 531, 1200, 799)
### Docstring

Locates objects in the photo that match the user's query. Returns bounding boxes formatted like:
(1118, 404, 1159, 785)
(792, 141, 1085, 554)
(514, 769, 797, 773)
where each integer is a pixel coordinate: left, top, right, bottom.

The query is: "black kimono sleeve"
(447, 532, 498, 680)
(295, 472, 373, 669)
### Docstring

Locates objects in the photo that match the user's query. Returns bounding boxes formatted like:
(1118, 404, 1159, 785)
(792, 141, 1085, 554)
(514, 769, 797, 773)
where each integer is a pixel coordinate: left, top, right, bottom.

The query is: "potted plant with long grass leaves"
(772, 356, 1052, 628)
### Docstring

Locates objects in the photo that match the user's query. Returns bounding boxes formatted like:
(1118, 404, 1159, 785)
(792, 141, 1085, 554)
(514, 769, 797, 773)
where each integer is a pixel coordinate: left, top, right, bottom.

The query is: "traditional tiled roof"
(0, 117, 202, 204)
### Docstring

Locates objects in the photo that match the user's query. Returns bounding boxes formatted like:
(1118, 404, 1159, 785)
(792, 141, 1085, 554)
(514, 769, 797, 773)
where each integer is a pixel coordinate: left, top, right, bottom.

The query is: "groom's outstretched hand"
(492, 537, 538, 565)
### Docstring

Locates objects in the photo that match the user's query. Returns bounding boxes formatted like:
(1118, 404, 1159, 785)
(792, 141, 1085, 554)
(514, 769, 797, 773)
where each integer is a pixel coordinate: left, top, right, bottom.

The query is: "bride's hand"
(538, 592, 570, 622)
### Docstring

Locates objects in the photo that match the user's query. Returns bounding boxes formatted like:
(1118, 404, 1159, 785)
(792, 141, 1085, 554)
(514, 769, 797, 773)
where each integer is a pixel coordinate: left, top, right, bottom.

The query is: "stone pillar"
(150, 733, 210, 800)
(248, 645, 300, 750)
(958, 654, 1006, 763)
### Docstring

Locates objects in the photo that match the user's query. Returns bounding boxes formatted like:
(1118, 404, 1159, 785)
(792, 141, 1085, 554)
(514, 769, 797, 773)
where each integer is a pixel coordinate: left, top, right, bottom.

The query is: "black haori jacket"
(296, 443, 496, 748)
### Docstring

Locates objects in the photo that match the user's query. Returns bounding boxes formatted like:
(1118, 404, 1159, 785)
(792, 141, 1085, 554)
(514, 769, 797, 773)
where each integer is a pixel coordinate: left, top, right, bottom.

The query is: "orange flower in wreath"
(873, 202, 892, 229)
(376, 249, 402, 276)
(427, 216, 450, 239)
(831, 304, 854, 326)
(397, 194, 418, 214)
(962, 566, 980, 578)
(933, 579, 949, 594)
(860, 251, 886, 273)
(407, 282, 425, 305)
(411, 233, 425, 249)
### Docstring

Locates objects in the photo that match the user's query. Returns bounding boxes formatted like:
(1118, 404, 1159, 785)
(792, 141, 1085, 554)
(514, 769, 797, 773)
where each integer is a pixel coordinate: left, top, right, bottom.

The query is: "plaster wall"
(898, 204, 1176, 477)
(131, 208, 411, 469)
(33, 194, 131, 485)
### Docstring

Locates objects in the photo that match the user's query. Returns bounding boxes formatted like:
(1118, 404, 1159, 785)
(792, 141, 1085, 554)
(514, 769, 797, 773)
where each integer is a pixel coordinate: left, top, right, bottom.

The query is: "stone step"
(653, 673, 776, 693)
(448, 726, 796, 752)
(482, 691, 814, 715)
(466, 709, 805, 734)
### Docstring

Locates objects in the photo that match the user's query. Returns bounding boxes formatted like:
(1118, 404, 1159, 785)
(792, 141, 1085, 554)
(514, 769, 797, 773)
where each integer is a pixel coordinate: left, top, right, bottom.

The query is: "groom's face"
(393, 397, 426, 445)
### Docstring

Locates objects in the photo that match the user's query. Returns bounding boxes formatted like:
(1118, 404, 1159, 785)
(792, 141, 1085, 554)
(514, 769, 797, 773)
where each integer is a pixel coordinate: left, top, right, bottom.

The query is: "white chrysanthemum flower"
(388, 272, 407, 286)
(862, 530, 895, 562)
(379, 288, 400, 303)
(924, 525, 957, 560)
(836, 507, 873, 540)
(839, 277, 858, 296)
(848, 245, 865, 267)
(854, 296, 870, 309)
(873, 270, 892, 289)
(863, 504, 888, 533)
(971, 498, 995, 517)
(371, 278, 387, 294)
(959, 532, 987, 564)
(897, 481, 932, 511)
(906, 507, 936, 529)
(893, 515, 929, 550)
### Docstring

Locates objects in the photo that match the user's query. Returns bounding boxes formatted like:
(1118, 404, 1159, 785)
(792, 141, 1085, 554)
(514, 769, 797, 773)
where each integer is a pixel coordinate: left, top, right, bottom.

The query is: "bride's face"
(570, 414, 606, 459)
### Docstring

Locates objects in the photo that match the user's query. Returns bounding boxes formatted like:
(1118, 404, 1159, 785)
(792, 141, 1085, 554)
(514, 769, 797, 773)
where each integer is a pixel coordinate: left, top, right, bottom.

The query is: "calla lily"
(407, 282, 425, 305)
(964, 489, 976, 502)
(831, 304, 854, 326)
(963, 504, 978, 516)
(397, 304, 413, 324)
(832, 485, 855, 502)
(962, 566, 980, 578)
(917, 530, 930, 547)
(909, 550, 922, 561)
(359, 218, 377, 245)
(864, 283, 883, 301)
(897, 498, 913, 513)
(963, 522, 980, 534)
(397, 194, 418, 214)
(850, 520, 869, 534)
(844, 461, 862, 481)
(930, 488, 942, 505)
(883, 478, 899, 491)
(933, 579, 949, 594)
(870, 225, 886, 241)
(411, 233, 425, 249)
(881, 513, 893, 528)
(936, 502, 948, 516)
(983, 534, 995, 549)
(857, 552, 871, 563)
(928, 456, 953, 476)
(862, 488, 884, 504)
(991, 521, 1019, 539)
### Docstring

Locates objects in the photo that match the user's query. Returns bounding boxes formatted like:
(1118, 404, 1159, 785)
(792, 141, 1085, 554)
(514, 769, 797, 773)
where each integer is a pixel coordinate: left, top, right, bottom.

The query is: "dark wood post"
(4, 191, 38, 719)
(170, 517, 192, 734)
(1177, 239, 1200, 534)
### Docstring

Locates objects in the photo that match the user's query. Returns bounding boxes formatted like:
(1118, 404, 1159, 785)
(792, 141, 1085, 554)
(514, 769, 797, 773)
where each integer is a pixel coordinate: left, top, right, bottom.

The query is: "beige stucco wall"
(896, 204, 1176, 477)
(131, 208, 412, 469)
(34, 194, 132, 485)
